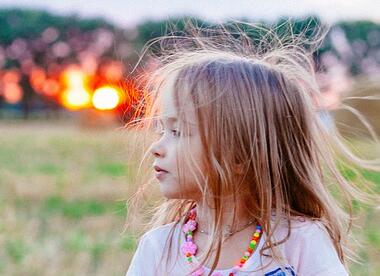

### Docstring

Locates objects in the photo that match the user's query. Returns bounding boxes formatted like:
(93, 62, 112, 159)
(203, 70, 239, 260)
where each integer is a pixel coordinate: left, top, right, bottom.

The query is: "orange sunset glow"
(92, 86, 121, 110)
(60, 68, 91, 110)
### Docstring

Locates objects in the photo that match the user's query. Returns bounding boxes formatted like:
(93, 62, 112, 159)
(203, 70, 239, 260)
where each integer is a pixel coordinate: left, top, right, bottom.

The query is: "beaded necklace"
(181, 207, 262, 276)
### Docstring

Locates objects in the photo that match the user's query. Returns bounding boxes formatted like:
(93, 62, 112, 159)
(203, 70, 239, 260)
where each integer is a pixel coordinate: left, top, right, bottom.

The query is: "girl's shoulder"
(270, 212, 331, 239)
(138, 221, 180, 248)
(294, 217, 331, 239)
(268, 213, 339, 258)
(266, 215, 348, 275)
(126, 222, 182, 275)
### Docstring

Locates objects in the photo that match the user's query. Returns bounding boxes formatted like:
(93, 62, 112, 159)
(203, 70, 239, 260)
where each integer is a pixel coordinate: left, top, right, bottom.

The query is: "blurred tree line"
(0, 8, 379, 133)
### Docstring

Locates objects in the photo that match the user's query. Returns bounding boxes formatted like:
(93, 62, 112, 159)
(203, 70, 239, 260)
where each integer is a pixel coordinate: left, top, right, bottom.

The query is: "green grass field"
(0, 120, 379, 275)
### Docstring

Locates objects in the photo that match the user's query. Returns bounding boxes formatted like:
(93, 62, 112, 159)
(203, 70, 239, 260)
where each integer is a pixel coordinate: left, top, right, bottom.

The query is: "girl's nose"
(150, 141, 165, 158)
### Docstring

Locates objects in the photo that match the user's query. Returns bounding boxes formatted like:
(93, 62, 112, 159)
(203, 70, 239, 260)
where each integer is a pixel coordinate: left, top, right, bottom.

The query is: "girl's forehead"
(159, 86, 177, 119)
(159, 84, 196, 125)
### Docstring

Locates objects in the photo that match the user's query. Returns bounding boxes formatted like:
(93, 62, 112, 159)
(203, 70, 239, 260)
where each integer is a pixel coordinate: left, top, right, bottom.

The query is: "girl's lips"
(154, 165, 168, 172)
(155, 170, 168, 179)
(153, 165, 169, 180)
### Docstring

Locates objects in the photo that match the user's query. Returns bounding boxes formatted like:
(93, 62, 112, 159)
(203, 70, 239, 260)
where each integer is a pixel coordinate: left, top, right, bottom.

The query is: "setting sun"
(92, 86, 121, 110)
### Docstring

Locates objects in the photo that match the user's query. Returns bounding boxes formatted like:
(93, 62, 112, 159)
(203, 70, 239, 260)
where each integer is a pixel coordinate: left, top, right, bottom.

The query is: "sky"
(0, 0, 379, 29)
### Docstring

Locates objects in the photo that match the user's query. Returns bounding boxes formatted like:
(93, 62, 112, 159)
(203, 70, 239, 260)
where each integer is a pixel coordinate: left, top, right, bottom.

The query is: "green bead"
(249, 242, 255, 249)
(187, 257, 192, 262)
(243, 255, 249, 260)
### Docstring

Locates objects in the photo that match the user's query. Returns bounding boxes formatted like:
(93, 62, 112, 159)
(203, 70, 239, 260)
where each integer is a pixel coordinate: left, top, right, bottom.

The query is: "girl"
(124, 19, 380, 275)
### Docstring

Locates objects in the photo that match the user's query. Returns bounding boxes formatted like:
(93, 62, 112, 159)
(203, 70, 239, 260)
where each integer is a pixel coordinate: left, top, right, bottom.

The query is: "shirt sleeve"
(294, 221, 349, 276)
(125, 233, 158, 276)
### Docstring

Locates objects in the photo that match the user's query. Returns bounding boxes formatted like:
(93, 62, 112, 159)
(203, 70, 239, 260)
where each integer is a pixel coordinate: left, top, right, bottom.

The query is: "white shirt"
(126, 216, 349, 276)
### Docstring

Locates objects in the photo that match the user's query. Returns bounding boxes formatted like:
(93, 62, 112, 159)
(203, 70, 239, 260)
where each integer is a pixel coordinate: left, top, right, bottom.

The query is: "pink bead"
(244, 251, 251, 257)
(183, 219, 197, 233)
(181, 241, 197, 255)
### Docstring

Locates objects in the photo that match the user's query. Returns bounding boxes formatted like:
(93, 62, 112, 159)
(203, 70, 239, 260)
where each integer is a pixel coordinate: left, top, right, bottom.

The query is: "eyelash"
(155, 127, 181, 137)
(171, 129, 181, 137)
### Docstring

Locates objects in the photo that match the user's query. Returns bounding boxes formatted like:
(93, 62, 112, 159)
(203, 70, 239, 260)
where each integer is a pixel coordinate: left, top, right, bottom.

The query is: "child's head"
(143, 23, 331, 216)
(125, 19, 380, 273)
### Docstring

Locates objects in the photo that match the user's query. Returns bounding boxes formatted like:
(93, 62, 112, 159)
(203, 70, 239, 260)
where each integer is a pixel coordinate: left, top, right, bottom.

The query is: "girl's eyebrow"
(159, 116, 196, 126)
(161, 116, 177, 124)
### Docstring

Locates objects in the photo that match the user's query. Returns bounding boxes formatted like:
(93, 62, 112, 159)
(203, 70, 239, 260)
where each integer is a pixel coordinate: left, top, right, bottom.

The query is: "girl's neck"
(194, 196, 255, 234)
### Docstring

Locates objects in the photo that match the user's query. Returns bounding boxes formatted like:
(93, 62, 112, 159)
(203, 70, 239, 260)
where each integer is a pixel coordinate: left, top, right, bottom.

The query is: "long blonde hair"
(123, 18, 380, 275)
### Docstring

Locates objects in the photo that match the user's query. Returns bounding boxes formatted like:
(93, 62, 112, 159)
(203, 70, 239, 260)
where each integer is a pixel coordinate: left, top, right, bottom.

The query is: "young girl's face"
(149, 88, 204, 200)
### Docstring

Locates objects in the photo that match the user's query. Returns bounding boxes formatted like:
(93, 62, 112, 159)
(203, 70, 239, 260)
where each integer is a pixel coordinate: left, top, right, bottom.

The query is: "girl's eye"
(153, 126, 180, 138)
(171, 129, 181, 137)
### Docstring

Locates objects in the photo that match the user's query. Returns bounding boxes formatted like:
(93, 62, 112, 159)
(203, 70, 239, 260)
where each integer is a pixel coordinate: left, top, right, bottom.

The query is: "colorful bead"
(183, 219, 197, 232)
(182, 207, 263, 276)
(181, 241, 197, 255)
(249, 240, 257, 249)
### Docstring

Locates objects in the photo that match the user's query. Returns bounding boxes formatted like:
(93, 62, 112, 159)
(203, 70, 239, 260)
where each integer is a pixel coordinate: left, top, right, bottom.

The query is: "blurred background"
(0, 1, 379, 275)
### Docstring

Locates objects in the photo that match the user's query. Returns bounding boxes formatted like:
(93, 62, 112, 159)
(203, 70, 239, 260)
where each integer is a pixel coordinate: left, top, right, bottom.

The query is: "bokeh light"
(92, 86, 121, 110)
(60, 68, 91, 110)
